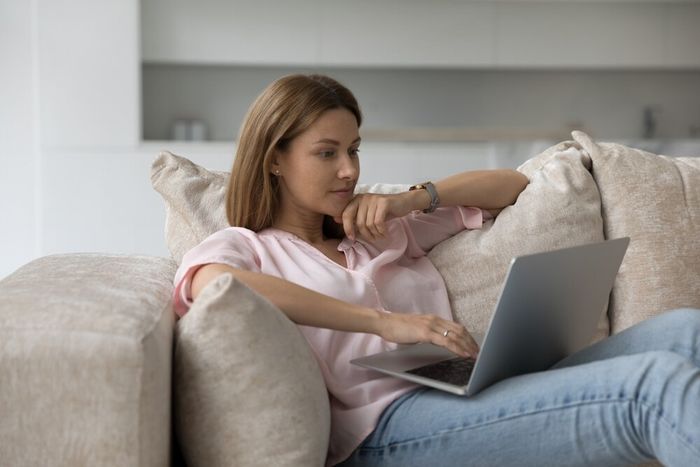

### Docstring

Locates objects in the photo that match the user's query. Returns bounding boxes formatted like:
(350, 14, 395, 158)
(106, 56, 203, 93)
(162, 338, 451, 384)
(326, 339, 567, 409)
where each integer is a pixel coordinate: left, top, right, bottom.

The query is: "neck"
(272, 210, 327, 244)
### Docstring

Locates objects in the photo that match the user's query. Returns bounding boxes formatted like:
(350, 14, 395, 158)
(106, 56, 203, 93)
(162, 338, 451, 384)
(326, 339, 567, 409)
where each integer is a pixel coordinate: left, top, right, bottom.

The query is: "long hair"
(226, 74, 362, 238)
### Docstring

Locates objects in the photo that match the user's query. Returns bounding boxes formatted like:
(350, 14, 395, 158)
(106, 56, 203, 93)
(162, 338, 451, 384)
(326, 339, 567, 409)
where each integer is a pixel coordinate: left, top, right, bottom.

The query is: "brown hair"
(225, 74, 362, 237)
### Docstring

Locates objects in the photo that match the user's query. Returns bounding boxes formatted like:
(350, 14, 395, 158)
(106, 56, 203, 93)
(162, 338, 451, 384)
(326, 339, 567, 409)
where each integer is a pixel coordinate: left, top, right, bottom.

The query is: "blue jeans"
(336, 308, 700, 467)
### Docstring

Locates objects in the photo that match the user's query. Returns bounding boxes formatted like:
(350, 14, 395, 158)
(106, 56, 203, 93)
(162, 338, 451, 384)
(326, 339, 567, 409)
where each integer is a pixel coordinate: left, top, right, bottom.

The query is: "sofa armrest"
(0, 253, 177, 467)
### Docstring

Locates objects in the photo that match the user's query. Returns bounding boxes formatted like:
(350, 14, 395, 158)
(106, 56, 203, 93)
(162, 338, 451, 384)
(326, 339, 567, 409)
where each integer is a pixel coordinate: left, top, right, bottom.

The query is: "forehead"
(301, 108, 359, 140)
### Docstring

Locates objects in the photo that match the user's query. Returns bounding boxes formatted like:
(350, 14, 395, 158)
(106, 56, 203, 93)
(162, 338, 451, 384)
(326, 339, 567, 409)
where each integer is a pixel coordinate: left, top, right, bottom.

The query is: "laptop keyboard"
(405, 357, 476, 387)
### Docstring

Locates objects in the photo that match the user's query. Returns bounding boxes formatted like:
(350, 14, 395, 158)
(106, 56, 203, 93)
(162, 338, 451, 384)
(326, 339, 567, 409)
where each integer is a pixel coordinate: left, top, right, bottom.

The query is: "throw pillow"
(571, 131, 700, 333)
(427, 136, 609, 344)
(150, 151, 230, 265)
(173, 272, 330, 467)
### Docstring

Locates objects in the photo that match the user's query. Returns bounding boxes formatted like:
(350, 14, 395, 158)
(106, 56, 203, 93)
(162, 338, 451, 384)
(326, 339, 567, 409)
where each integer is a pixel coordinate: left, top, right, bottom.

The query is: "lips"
(331, 186, 355, 198)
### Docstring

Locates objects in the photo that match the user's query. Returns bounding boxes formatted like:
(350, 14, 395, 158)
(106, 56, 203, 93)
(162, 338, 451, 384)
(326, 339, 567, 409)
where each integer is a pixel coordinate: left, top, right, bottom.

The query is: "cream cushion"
(0, 253, 176, 467)
(427, 137, 609, 343)
(571, 131, 700, 333)
(150, 151, 230, 265)
(173, 271, 330, 467)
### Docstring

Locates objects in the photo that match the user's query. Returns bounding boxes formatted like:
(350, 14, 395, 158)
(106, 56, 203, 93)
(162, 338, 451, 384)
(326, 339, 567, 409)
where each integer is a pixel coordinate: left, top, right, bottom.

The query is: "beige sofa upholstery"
(1, 131, 698, 466)
(0, 254, 177, 466)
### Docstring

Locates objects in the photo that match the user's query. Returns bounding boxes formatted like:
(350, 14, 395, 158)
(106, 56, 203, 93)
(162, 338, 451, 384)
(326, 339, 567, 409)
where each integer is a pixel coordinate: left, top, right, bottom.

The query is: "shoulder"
(197, 226, 311, 255)
(182, 226, 265, 262)
(200, 225, 262, 246)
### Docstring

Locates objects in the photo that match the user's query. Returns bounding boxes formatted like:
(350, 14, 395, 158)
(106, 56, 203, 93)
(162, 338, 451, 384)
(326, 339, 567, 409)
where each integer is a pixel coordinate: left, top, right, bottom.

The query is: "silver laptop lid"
(465, 236, 630, 395)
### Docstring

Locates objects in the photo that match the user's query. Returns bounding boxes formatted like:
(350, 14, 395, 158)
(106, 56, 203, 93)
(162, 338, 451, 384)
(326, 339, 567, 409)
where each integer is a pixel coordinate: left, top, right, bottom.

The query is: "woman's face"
(273, 107, 361, 220)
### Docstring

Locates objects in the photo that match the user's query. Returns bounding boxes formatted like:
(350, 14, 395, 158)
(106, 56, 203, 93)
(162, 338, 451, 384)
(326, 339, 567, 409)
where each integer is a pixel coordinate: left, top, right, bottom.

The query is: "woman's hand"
(334, 191, 422, 242)
(375, 311, 480, 359)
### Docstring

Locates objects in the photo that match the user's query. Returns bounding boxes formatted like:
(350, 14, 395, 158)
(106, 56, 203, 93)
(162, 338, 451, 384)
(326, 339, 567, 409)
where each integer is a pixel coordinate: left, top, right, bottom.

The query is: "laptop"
(350, 237, 630, 397)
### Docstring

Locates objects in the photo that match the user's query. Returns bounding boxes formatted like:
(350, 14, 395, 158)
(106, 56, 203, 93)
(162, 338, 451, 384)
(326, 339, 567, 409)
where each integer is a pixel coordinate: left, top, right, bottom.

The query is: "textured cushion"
(427, 136, 609, 344)
(0, 253, 177, 467)
(571, 131, 700, 333)
(151, 151, 230, 265)
(173, 272, 330, 467)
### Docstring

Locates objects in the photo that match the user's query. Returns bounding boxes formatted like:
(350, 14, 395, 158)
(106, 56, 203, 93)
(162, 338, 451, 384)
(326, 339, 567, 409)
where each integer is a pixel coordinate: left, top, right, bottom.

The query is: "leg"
(337, 350, 700, 467)
(553, 307, 700, 370)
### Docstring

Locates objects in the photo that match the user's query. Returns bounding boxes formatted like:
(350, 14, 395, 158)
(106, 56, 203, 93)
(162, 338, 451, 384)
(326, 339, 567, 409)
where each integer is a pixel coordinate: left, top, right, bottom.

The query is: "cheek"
(285, 171, 326, 201)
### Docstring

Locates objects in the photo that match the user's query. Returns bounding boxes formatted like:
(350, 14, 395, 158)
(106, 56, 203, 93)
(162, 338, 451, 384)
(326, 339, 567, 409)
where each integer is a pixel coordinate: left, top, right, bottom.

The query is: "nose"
(337, 153, 359, 180)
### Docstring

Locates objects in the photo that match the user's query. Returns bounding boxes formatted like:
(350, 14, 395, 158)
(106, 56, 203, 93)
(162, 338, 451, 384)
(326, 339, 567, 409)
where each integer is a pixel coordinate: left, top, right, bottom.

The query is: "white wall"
(0, 0, 38, 279)
(1, 0, 144, 280)
(36, 0, 140, 149)
(141, 0, 700, 68)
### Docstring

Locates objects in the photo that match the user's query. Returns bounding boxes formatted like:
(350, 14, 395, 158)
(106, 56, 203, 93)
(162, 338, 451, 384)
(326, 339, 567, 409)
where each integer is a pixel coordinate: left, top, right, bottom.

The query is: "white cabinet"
(141, 0, 318, 65)
(495, 3, 700, 68)
(140, 1, 700, 143)
(666, 4, 700, 67)
(141, 0, 700, 69)
(495, 3, 666, 68)
(316, 1, 494, 67)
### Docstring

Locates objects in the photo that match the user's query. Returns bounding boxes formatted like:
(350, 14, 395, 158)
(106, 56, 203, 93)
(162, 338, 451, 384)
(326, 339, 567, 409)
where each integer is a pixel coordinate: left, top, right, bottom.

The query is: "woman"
(172, 74, 700, 467)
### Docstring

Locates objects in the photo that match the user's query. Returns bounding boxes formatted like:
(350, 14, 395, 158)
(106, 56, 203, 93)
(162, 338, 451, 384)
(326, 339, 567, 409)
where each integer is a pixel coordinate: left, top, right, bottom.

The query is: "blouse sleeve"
(171, 227, 261, 318)
(397, 206, 492, 258)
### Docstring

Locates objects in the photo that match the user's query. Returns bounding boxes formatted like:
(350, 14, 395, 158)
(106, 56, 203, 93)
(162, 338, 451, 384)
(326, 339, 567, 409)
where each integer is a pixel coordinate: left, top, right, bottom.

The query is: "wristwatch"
(409, 181, 440, 213)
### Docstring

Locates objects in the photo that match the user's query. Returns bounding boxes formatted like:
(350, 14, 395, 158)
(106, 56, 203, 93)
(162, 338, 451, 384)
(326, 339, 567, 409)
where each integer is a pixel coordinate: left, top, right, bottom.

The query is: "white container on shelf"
(170, 118, 208, 141)
(171, 119, 189, 141)
(190, 119, 207, 141)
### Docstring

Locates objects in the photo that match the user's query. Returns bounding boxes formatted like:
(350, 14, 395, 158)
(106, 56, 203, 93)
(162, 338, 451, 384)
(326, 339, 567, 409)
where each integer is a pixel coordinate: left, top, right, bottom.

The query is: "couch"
(1, 131, 698, 467)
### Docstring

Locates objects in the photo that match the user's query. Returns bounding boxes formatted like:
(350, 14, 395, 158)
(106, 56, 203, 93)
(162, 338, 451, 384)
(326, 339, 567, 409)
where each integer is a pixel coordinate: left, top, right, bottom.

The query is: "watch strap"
(409, 181, 440, 213)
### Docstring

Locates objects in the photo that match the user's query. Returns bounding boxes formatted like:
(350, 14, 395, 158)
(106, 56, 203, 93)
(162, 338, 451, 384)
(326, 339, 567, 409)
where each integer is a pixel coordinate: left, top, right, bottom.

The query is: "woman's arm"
(409, 169, 529, 212)
(339, 169, 528, 241)
(191, 263, 478, 357)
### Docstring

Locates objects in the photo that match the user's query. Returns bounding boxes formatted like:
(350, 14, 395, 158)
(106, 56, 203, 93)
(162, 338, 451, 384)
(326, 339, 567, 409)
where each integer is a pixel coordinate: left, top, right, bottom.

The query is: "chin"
(326, 200, 352, 216)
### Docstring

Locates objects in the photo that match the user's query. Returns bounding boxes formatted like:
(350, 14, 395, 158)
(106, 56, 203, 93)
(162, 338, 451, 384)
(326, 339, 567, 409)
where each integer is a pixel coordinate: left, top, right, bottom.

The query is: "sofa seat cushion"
(572, 131, 700, 333)
(0, 253, 177, 467)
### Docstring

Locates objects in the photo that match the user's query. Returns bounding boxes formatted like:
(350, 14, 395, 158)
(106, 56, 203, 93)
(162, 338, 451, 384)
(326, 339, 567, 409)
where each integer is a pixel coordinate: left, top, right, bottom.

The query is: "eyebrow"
(312, 137, 362, 146)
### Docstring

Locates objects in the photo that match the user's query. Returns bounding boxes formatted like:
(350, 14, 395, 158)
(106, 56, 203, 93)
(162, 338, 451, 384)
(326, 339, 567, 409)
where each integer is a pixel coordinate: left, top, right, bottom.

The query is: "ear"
(270, 148, 284, 175)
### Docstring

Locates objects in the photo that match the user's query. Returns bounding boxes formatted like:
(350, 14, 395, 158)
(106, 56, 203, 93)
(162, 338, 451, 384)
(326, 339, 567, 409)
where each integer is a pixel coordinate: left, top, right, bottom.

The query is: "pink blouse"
(172, 206, 489, 466)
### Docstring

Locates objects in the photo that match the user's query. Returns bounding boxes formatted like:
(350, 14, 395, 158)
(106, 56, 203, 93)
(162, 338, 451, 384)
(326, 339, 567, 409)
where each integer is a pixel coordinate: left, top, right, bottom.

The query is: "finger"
(441, 322, 479, 358)
(355, 199, 373, 241)
(429, 323, 469, 358)
(445, 321, 479, 357)
(439, 331, 471, 358)
(342, 201, 358, 241)
(373, 202, 388, 237)
(365, 201, 381, 239)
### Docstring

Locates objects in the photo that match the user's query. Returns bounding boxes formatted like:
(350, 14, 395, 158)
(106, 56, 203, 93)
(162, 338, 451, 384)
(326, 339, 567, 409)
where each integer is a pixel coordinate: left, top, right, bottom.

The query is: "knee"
(631, 351, 691, 389)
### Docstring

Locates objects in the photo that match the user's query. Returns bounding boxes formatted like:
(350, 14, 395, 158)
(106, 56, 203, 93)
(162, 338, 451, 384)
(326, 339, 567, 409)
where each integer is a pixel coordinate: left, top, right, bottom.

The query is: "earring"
(274, 169, 281, 176)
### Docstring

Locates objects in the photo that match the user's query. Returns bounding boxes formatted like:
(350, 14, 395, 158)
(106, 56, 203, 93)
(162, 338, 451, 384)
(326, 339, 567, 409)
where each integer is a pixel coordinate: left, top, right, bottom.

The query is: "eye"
(349, 148, 361, 158)
(319, 150, 335, 158)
